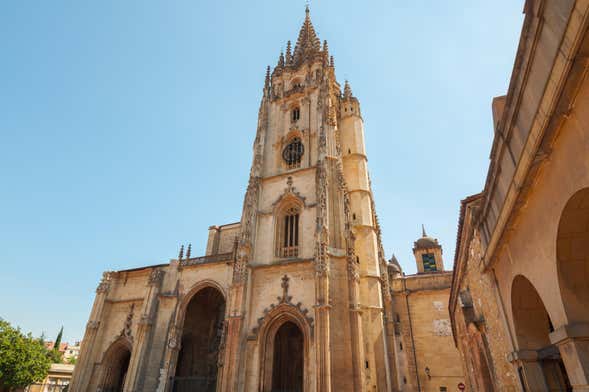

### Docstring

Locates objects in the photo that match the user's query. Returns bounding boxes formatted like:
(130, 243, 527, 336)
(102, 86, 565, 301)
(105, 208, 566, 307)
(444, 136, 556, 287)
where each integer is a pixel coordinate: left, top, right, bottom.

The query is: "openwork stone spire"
(292, 5, 321, 66)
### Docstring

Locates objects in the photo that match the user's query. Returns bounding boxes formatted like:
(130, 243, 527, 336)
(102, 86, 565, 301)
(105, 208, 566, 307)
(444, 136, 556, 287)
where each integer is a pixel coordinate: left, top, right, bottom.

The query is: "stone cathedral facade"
(70, 9, 464, 392)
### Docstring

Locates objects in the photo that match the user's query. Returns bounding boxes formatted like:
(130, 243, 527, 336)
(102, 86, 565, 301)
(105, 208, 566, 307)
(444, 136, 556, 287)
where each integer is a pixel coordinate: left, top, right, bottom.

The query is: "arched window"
(276, 205, 300, 258)
(291, 107, 300, 123)
(282, 138, 304, 169)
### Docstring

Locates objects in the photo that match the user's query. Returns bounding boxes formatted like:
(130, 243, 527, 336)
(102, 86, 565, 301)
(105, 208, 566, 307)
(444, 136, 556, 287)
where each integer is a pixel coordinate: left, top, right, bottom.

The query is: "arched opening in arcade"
(173, 286, 226, 392)
(99, 338, 132, 392)
(556, 186, 589, 388)
(557, 187, 589, 323)
(511, 275, 571, 391)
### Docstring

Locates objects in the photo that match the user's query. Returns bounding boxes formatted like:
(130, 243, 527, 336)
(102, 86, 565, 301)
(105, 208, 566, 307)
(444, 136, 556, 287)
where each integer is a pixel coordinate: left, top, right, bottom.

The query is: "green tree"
(48, 326, 64, 364)
(0, 319, 51, 392)
(53, 326, 63, 352)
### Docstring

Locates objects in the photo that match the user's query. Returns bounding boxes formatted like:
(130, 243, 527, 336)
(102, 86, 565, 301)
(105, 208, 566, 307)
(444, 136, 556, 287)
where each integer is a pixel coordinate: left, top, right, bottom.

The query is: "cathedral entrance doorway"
(98, 338, 132, 392)
(271, 321, 304, 392)
(172, 286, 226, 392)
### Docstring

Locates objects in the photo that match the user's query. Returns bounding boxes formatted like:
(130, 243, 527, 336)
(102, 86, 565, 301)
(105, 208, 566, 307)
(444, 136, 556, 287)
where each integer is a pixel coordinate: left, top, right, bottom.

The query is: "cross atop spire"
(292, 5, 321, 66)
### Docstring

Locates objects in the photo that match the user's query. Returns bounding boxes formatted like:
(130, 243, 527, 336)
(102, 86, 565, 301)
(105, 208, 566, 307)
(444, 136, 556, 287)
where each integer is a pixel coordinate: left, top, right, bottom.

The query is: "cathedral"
(69, 7, 465, 392)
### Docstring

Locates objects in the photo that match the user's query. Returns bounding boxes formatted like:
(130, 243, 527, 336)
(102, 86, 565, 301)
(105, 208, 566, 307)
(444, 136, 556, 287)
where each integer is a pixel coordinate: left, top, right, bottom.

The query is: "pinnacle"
(343, 80, 353, 99)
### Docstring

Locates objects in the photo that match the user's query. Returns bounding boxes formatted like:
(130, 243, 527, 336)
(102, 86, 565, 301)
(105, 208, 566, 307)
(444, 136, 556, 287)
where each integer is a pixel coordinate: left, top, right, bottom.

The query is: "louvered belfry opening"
(281, 206, 299, 258)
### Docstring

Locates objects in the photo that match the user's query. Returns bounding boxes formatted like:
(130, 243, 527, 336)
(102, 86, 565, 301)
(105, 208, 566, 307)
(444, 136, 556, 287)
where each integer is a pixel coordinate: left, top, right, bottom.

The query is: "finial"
(330, 55, 334, 67)
(278, 51, 285, 67)
(422, 224, 427, 237)
(305, 2, 310, 15)
(186, 243, 192, 259)
(178, 244, 184, 260)
(286, 41, 292, 64)
(265, 66, 270, 87)
(343, 80, 353, 99)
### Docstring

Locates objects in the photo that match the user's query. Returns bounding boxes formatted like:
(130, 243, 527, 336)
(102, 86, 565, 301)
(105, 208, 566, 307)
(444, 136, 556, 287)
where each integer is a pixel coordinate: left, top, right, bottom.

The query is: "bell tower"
(221, 7, 393, 391)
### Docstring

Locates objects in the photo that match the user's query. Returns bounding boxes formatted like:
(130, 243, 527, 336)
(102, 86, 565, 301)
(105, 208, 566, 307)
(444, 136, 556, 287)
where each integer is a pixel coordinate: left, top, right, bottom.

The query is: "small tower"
(413, 225, 444, 273)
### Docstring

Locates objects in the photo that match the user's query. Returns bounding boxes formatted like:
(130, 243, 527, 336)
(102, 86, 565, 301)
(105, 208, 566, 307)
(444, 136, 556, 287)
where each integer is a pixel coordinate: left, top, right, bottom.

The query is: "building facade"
(450, 0, 589, 391)
(70, 8, 464, 392)
(388, 230, 464, 392)
(27, 364, 75, 392)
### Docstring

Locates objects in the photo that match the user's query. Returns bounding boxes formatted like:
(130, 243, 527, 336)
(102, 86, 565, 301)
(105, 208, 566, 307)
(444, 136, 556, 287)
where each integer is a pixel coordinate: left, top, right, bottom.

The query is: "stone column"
(219, 256, 249, 392)
(508, 350, 549, 391)
(124, 269, 165, 392)
(347, 259, 366, 392)
(69, 272, 113, 392)
(314, 268, 332, 392)
(550, 323, 589, 391)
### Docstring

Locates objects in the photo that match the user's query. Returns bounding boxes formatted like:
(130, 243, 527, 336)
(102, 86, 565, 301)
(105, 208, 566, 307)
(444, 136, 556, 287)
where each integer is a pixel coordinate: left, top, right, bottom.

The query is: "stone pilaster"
(69, 272, 113, 392)
(550, 323, 589, 391)
(124, 269, 164, 392)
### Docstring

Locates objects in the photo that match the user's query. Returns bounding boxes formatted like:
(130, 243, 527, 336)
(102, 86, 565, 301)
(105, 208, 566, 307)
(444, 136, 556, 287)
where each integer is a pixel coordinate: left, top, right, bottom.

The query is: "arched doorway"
(557, 187, 589, 323)
(99, 339, 132, 392)
(511, 275, 571, 391)
(271, 321, 304, 392)
(173, 286, 226, 392)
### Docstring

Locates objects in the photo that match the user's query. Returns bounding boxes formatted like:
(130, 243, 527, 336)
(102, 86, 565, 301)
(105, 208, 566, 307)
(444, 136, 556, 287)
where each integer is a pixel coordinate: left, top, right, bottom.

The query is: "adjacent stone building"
(388, 229, 464, 392)
(450, 0, 589, 391)
(70, 8, 464, 392)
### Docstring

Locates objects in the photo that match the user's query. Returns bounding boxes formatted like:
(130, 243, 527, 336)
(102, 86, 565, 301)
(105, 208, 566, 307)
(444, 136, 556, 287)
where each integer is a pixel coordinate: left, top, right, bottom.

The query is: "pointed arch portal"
(99, 338, 132, 392)
(271, 321, 304, 392)
(172, 286, 226, 392)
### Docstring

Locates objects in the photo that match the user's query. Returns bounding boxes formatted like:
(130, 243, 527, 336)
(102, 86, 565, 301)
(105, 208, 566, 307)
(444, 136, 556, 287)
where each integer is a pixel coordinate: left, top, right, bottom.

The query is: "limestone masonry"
(70, 2, 589, 391)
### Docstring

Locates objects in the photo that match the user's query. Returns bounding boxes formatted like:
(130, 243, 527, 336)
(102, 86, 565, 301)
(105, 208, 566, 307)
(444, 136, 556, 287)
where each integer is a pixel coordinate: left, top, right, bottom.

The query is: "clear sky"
(0, 1, 524, 342)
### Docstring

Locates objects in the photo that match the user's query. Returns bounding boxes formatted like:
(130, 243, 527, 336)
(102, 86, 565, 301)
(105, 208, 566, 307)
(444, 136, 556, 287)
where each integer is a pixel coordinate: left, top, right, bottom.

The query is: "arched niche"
(556, 187, 589, 324)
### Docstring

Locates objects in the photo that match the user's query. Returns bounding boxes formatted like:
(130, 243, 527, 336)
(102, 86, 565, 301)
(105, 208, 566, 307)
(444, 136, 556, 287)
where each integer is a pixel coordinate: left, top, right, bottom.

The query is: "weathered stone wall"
(391, 272, 465, 392)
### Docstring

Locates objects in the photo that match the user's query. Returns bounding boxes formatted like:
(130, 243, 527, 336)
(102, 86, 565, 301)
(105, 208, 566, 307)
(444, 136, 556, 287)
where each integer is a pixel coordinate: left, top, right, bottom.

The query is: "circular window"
(282, 138, 304, 168)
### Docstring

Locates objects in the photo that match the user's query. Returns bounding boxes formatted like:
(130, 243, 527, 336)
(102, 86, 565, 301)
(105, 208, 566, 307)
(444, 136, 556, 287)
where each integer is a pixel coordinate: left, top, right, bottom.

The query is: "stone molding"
(549, 323, 589, 345)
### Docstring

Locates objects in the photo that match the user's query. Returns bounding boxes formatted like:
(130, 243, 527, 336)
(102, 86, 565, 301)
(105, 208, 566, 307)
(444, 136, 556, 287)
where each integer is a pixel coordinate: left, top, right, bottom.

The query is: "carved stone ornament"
(250, 275, 314, 338)
(120, 304, 135, 341)
(86, 320, 100, 330)
(433, 319, 452, 336)
(168, 335, 178, 349)
(272, 176, 306, 208)
(148, 268, 165, 286)
(96, 271, 114, 293)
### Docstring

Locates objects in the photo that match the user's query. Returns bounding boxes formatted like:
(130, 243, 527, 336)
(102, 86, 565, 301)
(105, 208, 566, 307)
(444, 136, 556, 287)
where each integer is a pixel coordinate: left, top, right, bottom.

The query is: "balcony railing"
(281, 246, 298, 258)
(180, 252, 233, 267)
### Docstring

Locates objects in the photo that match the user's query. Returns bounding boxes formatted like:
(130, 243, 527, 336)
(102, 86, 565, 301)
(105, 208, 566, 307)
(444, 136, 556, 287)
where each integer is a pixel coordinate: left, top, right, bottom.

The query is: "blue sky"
(0, 1, 524, 342)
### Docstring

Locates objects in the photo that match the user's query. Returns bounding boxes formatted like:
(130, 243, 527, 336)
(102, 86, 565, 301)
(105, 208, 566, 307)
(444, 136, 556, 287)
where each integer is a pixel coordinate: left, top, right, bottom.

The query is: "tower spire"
(292, 5, 321, 66)
(422, 224, 427, 237)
